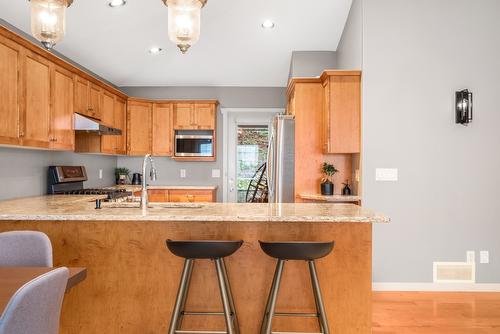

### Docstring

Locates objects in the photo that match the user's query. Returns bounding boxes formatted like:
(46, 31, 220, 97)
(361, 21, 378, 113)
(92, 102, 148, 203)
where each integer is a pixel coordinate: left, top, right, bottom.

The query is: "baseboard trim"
(373, 282, 500, 292)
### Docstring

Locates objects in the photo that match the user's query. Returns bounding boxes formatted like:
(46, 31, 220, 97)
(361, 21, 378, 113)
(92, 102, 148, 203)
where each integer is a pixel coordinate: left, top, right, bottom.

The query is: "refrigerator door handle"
(266, 130, 275, 201)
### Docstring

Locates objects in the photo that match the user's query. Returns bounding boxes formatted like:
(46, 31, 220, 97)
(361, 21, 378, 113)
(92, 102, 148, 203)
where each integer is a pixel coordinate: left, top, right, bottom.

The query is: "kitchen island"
(0, 196, 388, 334)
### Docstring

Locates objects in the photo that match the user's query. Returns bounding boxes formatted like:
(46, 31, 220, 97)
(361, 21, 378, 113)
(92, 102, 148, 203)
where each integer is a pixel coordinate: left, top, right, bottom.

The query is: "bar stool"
(166, 239, 243, 334)
(258, 241, 335, 334)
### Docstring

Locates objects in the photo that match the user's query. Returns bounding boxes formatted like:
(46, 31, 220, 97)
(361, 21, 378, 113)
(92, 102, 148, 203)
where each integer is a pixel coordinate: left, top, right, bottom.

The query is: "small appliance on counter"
(131, 173, 142, 185)
(47, 166, 132, 202)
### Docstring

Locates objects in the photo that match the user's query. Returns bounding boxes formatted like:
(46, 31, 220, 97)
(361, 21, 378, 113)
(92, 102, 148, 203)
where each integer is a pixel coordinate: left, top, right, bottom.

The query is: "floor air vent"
(433, 262, 475, 283)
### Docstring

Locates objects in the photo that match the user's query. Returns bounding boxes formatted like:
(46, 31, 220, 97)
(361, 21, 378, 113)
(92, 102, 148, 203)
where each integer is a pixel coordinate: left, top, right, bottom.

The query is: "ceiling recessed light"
(261, 20, 275, 29)
(149, 47, 163, 55)
(108, 0, 126, 8)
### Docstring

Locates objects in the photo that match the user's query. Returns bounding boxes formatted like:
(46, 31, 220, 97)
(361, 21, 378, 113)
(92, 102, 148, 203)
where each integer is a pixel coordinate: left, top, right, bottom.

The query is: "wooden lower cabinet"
(168, 189, 215, 203)
(134, 188, 216, 203)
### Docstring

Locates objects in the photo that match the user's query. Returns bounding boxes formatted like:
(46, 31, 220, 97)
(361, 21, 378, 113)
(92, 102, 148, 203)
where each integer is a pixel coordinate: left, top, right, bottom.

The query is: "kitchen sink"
(102, 202, 204, 209)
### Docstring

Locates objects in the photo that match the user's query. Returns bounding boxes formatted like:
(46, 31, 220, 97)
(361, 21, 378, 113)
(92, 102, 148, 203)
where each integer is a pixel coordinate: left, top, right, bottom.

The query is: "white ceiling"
(0, 0, 352, 87)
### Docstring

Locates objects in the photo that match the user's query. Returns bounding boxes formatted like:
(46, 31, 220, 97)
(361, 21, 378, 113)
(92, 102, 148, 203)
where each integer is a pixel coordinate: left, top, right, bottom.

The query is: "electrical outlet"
(466, 250, 475, 263)
(212, 169, 221, 178)
(98, 169, 103, 179)
(180, 169, 186, 178)
(480, 251, 489, 264)
(375, 168, 398, 181)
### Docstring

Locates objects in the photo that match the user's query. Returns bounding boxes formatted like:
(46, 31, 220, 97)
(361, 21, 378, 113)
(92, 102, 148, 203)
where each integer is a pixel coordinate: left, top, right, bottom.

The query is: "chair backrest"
(0, 267, 69, 334)
(0, 231, 53, 267)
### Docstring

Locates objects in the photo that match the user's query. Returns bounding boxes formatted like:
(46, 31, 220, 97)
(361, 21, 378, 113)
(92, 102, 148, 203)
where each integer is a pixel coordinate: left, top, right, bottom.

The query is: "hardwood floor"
(373, 292, 500, 333)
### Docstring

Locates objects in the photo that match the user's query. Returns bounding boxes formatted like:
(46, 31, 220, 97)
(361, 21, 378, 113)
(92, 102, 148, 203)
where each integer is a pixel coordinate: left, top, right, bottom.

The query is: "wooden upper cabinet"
(50, 66, 74, 151)
(89, 83, 102, 120)
(114, 97, 127, 155)
(173, 103, 194, 129)
(193, 103, 216, 129)
(127, 101, 152, 156)
(74, 75, 102, 120)
(323, 72, 361, 154)
(100, 91, 116, 154)
(21, 50, 51, 148)
(152, 103, 173, 156)
(173, 102, 216, 130)
(0, 35, 22, 146)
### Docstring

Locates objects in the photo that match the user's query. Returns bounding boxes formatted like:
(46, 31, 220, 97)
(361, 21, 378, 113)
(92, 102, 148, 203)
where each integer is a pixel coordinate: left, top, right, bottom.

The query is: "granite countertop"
(0, 195, 388, 223)
(299, 194, 361, 202)
(109, 185, 218, 191)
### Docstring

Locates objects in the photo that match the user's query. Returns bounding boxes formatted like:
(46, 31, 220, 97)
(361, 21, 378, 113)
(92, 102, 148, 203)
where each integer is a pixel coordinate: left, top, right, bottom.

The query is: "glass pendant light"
(162, 0, 207, 53)
(29, 0, 73, 50)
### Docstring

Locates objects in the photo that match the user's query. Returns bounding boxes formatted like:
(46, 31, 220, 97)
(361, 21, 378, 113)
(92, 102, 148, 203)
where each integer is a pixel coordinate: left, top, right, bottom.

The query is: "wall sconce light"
(456, 89, 473, 125)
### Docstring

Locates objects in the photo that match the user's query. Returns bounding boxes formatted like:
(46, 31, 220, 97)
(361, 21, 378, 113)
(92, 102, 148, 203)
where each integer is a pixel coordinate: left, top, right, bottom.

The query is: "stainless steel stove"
(48, 166, 132, 202)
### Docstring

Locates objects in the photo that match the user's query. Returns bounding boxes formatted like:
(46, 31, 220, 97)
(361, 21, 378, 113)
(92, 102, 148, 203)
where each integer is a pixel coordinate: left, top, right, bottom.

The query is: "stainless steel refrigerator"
(267, 114, 295, 203)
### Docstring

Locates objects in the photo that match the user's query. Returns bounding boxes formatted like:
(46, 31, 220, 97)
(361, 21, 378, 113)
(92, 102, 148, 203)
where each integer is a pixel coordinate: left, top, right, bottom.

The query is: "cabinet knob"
(19, 131, 25, 137)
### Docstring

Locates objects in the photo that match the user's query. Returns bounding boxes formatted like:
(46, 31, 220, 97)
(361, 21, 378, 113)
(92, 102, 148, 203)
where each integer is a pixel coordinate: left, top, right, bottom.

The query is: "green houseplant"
(115, 167, 130, 185)
(320, 162, 339, 195)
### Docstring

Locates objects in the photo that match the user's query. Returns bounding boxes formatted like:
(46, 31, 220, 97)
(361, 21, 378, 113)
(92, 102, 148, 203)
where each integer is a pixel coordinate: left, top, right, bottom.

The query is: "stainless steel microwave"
(174, 134, 214, 157)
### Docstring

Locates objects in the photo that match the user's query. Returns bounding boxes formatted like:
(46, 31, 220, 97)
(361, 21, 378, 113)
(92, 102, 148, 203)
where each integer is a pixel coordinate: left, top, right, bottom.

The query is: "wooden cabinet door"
(74, 75, 89, 117)
(22, 50, 51, 148)
(168, 189, 215, 203)
(50, 66, 74, 151)
(127, 101, 152, 156)
(173, 103, 194, 129)
(152, 103, 173, 156)
(100, 91, 115, 154)
(326, 75, 361, 153)
(193, 103, 216, 129)
(114, 97, 127, 155)
(88, 83, 101, 120)
(148, 189, 168, 202)
(0, 35, 22, 146)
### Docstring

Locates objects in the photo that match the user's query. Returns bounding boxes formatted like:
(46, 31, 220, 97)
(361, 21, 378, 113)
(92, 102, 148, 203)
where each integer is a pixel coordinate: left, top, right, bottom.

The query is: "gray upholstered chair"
(0, 267, 69, 334)
(0, 231, 53, 267)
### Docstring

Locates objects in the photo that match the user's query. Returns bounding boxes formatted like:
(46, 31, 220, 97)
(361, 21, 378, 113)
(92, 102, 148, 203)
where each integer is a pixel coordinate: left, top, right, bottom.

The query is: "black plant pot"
(321, 182, 334, 196)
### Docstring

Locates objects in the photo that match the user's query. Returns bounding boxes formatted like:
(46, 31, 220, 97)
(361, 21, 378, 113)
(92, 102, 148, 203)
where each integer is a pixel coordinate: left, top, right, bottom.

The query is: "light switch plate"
(180, 169, 186, 178)
(466, 250, 475, 263)
(480, 251, 489, 264)
(98, 169, 103, 179)
(376, 168, 398, 181)
(212, 169, 221, 178)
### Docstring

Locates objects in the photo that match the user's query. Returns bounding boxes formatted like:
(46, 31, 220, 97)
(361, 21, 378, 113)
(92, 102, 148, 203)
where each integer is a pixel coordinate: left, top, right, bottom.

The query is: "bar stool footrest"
(272, 332, 323, 334)
(182, 311, 226, 316)
(175, 330, 228, 334)
(274, 312, 319, 318)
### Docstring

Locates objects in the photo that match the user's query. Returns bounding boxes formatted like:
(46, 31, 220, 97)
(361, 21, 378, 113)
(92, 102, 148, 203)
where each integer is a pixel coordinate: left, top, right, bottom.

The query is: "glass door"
(226, 111, 278, 202)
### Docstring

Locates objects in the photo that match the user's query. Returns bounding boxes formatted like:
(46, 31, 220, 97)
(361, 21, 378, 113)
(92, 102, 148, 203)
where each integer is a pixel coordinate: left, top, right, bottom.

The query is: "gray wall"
(118, 87, 287, 201)
(336, 0, 363, 70)
(362, 0, 500, 283)
(288, 51, 337, 80)
(0, 147, 117, 200)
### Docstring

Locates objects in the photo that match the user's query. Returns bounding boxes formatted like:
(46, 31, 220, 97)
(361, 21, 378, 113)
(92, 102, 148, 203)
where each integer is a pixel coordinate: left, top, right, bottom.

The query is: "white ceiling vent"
(433, 262, 475, 283)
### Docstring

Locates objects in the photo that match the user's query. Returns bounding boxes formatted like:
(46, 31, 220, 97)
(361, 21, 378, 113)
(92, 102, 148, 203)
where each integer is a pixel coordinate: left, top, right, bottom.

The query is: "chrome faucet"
(141, 154, 157, 210)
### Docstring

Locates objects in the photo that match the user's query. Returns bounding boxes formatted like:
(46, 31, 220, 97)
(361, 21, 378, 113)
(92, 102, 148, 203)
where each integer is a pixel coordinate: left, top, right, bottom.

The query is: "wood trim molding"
(127, 97, 219, 105)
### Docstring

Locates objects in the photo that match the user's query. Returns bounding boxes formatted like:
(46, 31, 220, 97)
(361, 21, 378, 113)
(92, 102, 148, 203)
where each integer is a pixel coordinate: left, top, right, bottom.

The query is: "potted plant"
(320, 162, 338, 196)
(115, 167, 130, 185)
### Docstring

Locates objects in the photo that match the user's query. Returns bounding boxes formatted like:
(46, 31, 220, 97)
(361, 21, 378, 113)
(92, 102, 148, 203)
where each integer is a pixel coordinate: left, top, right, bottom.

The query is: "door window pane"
(236, 126, 268, 202)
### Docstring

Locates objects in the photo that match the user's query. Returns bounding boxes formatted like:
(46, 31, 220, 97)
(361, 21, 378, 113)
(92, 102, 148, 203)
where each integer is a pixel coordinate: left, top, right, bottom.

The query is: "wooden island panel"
(0, 221, 371, 334)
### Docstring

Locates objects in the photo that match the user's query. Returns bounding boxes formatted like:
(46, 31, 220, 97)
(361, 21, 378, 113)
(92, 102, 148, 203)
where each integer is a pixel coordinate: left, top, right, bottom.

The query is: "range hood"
(74, 113, 122, 136)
